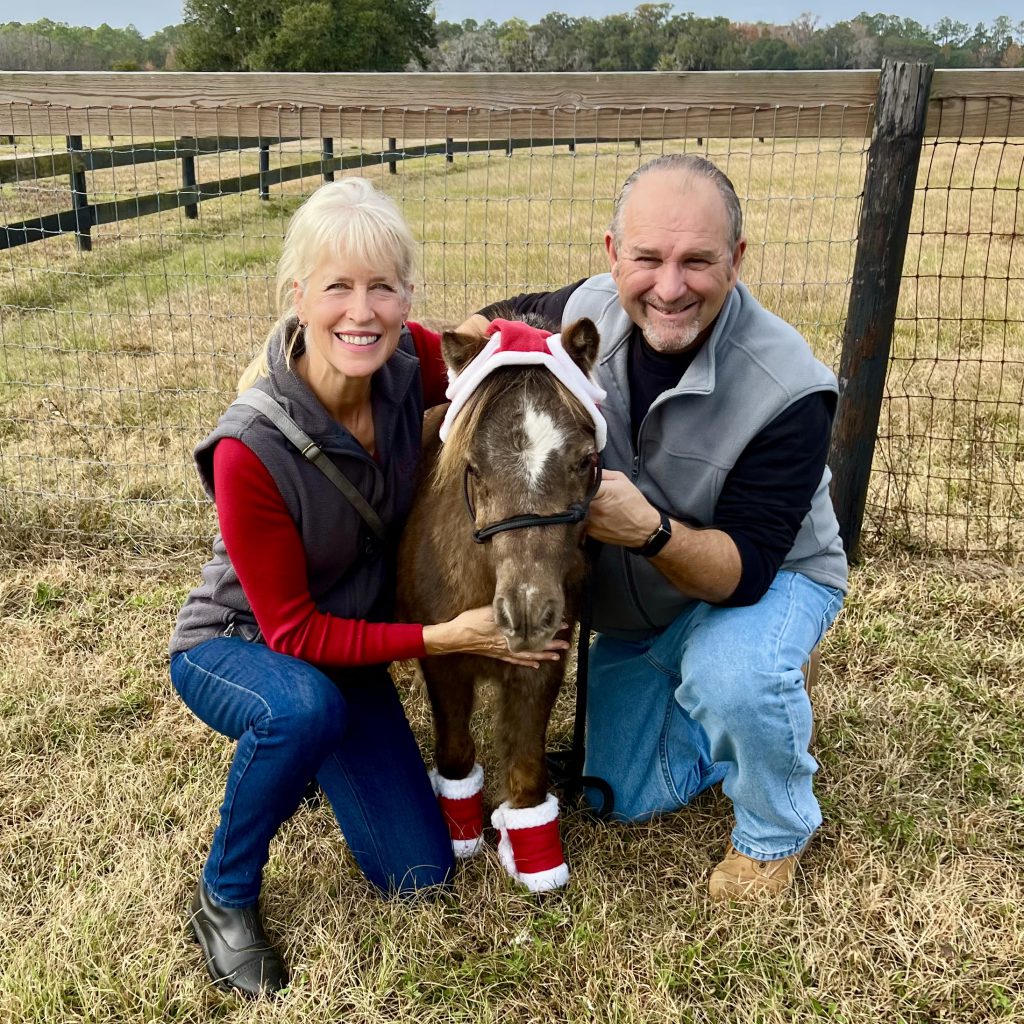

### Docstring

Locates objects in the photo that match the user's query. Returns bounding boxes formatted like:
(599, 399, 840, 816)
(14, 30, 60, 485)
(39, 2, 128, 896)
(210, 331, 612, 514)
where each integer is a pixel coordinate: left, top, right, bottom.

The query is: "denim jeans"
(583, 571, 845, 861)
(171, 637, 454, 907)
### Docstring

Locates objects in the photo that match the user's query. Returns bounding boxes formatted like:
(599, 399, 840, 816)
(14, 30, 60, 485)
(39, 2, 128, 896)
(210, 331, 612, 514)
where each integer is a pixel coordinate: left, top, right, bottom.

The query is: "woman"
(169, 178, 566, 998)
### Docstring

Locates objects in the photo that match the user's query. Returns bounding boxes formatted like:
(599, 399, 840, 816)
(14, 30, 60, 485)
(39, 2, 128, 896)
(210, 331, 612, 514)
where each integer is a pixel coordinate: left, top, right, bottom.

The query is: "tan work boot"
(708, 844, 800, 901)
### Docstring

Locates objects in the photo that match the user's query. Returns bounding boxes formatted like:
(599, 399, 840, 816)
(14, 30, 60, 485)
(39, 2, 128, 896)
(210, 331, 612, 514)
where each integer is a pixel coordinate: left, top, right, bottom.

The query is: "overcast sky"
(10, 0, 1020, 38)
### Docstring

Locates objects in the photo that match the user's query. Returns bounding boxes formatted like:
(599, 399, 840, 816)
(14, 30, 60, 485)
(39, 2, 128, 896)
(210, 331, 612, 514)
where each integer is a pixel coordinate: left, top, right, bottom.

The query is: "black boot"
(189, 879, 288, 998)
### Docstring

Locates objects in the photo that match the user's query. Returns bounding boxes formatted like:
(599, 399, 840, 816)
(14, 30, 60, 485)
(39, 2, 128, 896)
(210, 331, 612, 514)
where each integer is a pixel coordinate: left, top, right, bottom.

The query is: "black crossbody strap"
(235, 390, 387, 542)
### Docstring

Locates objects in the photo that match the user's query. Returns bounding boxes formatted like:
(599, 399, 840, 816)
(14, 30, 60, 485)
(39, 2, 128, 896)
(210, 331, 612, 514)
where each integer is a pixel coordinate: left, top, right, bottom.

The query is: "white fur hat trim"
(439, 331, 607, 450)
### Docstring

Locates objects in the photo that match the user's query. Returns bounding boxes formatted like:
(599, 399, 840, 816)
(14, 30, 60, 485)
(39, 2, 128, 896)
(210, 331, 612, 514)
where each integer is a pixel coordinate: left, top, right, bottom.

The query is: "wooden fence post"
(828, 60, 933, 561)
(180, 137, 198, 219)
(66, 135, 92, 251)
(258, 141, 271, 200)
(321, 138, 334, 182)
(388, 137, 397, 175)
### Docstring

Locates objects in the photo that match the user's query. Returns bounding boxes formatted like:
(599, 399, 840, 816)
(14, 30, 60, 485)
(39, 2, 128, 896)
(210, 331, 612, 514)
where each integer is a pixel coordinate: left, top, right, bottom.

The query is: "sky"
(7, 0, 1019, 38)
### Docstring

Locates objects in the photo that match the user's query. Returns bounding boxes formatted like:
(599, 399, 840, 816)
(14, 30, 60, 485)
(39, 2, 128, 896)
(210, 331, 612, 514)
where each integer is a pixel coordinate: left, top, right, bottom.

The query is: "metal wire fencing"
(877, 96, 1024, 554)
(0, 71, 1021, 558)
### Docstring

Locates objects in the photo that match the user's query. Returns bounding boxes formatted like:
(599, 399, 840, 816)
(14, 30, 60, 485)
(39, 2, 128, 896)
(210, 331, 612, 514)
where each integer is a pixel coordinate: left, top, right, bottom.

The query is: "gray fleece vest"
(169, 318, 424, 657)
(563, 275, 848, 639)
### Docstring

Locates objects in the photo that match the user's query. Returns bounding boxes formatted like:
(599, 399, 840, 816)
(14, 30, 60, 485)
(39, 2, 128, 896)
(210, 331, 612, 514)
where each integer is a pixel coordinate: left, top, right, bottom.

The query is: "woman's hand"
(422, 605, 569, 669)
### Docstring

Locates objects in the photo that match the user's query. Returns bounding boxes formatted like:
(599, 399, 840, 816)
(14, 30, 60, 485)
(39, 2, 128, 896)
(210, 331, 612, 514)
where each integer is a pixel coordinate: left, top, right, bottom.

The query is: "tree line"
(1, 3, 1022, 73)
(428, 7, 1024, 71)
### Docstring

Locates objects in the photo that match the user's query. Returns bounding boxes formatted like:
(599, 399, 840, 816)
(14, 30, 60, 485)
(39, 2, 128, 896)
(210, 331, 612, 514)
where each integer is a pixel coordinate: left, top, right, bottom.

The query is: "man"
(468, 153, 848, 900)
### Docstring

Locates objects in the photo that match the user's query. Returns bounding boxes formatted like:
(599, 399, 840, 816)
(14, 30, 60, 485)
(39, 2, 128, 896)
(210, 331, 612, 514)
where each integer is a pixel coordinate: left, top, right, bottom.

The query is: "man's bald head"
(609, 154, 743, 252)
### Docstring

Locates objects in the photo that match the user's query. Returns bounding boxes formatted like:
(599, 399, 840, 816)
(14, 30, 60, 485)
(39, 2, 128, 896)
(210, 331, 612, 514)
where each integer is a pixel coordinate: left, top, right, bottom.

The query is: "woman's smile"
(334, 331, 383, 348)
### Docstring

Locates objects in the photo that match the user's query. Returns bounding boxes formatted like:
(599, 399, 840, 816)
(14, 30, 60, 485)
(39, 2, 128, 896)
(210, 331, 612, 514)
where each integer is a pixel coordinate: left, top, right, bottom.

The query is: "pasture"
(1, 132, 1023, 1022)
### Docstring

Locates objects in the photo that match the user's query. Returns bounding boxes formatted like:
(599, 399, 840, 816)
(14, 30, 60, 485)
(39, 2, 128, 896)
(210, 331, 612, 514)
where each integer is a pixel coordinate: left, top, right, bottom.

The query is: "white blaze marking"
(521, 401, 565, 490)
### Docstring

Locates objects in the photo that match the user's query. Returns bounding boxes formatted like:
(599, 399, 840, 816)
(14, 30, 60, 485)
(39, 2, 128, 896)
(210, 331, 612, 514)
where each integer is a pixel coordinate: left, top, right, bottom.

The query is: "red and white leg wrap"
(430, 763, 484, 859)
(491, 792, 569, 892)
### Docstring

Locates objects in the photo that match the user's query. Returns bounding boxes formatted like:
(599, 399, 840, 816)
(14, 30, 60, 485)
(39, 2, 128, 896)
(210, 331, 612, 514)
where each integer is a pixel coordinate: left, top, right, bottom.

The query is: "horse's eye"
(576, 454, 595, 474)
(466, 463, 479, 479)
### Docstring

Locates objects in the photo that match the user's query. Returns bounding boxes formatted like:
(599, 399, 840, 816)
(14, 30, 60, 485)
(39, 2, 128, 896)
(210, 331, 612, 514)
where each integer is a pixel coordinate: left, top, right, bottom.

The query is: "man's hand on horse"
(453, 313, 491, 340)
(586, 469, 662, 548)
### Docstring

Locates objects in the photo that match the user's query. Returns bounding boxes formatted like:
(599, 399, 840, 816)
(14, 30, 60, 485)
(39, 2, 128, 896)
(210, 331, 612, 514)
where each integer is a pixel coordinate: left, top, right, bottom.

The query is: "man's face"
(605, 171, 745, 354)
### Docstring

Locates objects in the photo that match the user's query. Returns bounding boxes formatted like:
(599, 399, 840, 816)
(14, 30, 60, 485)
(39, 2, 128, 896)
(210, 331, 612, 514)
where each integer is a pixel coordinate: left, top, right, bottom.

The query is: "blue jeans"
(583, 571, 844, 861)
(171, 637, 454, 907)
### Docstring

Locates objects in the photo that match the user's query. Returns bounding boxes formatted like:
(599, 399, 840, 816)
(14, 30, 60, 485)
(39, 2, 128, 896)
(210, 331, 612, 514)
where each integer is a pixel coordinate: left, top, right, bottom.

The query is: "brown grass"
(0, 546, 1022, 1022)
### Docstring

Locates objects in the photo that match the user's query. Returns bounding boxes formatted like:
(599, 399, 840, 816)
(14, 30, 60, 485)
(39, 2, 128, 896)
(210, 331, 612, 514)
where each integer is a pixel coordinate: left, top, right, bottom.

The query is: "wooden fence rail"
(2, 68, 1022, 138)
(0, 134, 612, 252)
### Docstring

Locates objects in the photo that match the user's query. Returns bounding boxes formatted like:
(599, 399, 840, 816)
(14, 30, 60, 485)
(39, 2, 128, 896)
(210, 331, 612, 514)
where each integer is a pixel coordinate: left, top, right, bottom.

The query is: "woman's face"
(294, 253, 412, 389)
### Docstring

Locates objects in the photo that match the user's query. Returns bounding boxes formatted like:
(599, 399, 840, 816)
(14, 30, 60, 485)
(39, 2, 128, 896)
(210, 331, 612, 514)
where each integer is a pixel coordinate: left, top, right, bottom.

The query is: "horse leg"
(421, 655, 484, 859)
(490, 665, 569, 892)
(494, 666, 562, 808)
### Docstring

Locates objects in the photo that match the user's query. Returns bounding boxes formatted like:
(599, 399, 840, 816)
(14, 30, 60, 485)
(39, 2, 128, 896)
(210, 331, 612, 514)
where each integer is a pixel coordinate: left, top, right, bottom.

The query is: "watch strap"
(629, 510, 672, 557)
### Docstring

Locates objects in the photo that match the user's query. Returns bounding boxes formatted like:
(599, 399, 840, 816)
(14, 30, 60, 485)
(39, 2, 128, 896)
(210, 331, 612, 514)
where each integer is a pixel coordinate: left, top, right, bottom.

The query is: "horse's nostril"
(494, 597, 513, 632)
(539, 602, 558, 632)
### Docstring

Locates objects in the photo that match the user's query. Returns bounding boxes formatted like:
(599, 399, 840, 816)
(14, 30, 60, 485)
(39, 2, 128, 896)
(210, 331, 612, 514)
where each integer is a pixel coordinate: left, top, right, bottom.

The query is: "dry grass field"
(1, 546, 1021, 1023)
(1, 130, 1023, 1022)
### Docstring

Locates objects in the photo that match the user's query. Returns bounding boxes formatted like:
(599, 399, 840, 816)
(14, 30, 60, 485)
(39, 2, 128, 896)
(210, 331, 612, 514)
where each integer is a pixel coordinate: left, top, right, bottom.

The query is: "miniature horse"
(397, 317, 604, 892)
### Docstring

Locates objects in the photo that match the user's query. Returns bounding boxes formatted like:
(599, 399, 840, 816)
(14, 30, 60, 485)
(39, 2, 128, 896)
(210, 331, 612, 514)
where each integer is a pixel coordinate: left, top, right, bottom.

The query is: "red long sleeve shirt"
(212, 321, 447, 668)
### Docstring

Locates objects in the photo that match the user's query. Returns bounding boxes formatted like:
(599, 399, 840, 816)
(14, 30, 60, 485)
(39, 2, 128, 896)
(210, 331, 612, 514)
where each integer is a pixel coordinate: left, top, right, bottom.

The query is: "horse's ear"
(442, 329, 490, 375)
(561, 317, 601, 375)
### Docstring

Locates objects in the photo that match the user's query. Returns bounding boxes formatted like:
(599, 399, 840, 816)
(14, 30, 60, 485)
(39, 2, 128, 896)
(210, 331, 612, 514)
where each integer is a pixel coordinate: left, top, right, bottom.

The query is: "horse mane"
(432, 366, 594, 495)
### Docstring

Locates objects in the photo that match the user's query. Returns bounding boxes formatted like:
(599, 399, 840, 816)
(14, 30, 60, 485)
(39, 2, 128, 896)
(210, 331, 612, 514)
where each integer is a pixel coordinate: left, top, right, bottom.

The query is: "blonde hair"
(238, 177, 416, 392)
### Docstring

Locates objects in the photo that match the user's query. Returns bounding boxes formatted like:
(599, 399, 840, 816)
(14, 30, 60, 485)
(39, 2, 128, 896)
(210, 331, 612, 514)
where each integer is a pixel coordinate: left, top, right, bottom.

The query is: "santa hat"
(439, 319, 607, 450)
(491, 792, 569, 892)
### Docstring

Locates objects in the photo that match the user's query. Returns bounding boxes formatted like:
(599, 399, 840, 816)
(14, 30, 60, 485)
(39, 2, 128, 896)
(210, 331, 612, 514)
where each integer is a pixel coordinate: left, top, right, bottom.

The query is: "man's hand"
(454, 313, 491, 339)
(586, 469, 661, 548)
(587, 468, 742, 604)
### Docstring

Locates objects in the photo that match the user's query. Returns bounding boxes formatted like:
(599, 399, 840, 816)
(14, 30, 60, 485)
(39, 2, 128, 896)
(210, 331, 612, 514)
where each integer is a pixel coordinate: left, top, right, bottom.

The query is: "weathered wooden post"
(66, 135, 92, 251)
(322, 138, 334, 182)
(388, 137, 398, 175)
(829, 60, 933, 561)
(258, 141, 271, 200)
(180, 137, 198, 220)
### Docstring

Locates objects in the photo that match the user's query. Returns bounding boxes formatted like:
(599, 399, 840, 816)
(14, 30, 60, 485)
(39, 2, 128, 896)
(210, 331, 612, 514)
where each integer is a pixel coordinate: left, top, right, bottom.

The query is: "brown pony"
(397, 317, 603, 892)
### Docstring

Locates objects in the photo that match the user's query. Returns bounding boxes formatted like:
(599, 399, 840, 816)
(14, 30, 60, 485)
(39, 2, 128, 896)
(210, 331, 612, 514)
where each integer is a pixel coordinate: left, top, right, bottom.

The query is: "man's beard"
(640, 303, 702, 353)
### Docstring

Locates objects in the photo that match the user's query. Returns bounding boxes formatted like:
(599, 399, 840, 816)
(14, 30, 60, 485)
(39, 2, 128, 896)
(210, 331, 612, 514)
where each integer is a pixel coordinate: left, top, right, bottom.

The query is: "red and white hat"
(439, 319, 607, 450)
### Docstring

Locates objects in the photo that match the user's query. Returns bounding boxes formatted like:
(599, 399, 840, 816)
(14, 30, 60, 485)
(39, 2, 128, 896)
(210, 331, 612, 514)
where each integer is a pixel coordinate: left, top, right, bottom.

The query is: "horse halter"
(464, 453, 602, 544)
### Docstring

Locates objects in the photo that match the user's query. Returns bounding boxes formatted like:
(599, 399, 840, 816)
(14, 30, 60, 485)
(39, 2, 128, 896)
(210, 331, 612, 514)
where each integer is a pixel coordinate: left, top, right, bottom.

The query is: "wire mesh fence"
(877, 95, 1024, 554)
(0, 71, 1021, 558)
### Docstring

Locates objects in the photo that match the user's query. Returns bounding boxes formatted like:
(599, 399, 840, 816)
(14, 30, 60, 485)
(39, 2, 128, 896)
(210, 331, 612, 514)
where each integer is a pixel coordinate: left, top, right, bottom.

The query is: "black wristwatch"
(629, 510, 673, 558)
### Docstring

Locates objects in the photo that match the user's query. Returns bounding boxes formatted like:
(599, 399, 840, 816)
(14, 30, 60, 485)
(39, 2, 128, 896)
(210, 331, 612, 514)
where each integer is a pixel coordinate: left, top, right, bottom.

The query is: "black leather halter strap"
(465, 453, 602, 544)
